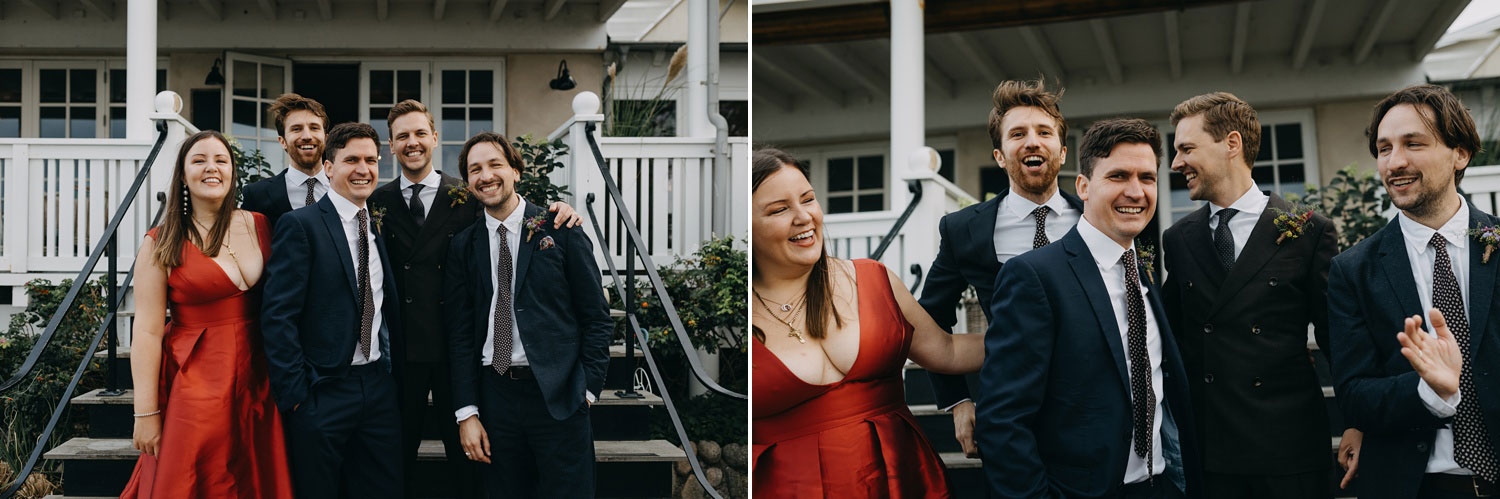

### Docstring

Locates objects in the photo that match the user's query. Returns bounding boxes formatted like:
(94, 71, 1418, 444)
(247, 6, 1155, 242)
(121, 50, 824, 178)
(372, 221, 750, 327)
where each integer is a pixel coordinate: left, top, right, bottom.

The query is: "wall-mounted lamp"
(204, 58, 226, 86)
(549, 60, 576, 91)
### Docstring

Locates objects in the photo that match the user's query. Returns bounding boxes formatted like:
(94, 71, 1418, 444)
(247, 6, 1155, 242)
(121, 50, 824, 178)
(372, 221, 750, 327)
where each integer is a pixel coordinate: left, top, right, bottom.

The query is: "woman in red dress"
(751, 148, 985, 498)
(121, 130, 294, 498)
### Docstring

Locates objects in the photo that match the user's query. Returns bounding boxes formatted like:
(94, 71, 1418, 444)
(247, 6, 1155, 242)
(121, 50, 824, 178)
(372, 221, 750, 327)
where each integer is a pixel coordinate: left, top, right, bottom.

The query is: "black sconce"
(549, 60, 576, 91)
(204, 58, 226, 86)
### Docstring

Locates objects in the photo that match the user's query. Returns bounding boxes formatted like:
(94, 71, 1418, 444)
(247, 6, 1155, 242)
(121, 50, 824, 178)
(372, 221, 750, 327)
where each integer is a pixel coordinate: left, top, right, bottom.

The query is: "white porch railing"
(549, 92, 749, 269)
(1464, 165, 1500, 213)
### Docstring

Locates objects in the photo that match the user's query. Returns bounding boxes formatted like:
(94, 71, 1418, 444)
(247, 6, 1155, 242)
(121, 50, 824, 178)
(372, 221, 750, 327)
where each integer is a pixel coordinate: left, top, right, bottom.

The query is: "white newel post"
(889, 0, 924, 209)
(902, 147, 945, 296)
(126, 0, 157, 140)
(563, 92, 607, 266)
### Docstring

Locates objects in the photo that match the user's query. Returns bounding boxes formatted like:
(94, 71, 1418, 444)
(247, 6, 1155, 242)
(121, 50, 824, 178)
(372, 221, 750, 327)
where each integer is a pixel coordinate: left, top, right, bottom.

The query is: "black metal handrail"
(908, 263, 924, 294)
(2, 139, 172, 497)
(0, 120, 168, 394)
(870, 179, 923, 261)
(583, 122, 745, 400)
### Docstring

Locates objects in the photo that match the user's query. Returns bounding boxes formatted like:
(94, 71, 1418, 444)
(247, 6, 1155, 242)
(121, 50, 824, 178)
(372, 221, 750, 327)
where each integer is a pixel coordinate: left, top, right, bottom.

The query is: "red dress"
(752, 259, 950, 498)
(121, 212, 294, 498)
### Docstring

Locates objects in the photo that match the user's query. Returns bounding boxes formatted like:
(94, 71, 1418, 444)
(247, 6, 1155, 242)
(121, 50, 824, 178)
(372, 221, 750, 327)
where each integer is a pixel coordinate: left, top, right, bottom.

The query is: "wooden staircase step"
(71, 388, 663, 407)
(94, 343, 647, 359)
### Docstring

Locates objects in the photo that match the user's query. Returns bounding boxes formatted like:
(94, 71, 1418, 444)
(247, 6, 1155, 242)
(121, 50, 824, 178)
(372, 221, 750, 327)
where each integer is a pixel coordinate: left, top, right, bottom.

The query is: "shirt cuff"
(1418, 379, 1461, 418)
(585, 391, 597, 404)
(941, 398, 972, 413)
(455, 405, 479, 424)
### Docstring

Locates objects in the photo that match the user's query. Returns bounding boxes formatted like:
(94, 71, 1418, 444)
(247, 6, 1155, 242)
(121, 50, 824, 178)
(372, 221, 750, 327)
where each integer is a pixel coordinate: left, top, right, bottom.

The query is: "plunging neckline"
(758, 260, 865, 387)
(188, 216, 264, 292)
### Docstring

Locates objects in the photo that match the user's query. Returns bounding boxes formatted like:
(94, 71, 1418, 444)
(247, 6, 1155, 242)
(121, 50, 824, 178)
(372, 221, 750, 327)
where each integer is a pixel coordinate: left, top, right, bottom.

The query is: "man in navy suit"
(444, 131, 613, 497)
(979, 118, 1201, 498)
(919, 79, 1083, 456)
(1329, 84, 1500, 498)
(261, 122, 405, 498)
(242, 93, 330, 228)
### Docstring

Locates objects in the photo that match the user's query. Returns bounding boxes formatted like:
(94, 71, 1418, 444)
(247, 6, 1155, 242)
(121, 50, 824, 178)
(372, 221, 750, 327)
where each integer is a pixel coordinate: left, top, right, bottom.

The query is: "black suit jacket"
(242, 171, 294, 228)
(370, 173, 480, 363)
(919, 188, 1084, 409)
(260, 196, 405, 413)
(978, 227, 1201, 498)
(444, 202, 613, 421)
(1329, 201, 1500, 499)
(1160, 192, 1337, 474)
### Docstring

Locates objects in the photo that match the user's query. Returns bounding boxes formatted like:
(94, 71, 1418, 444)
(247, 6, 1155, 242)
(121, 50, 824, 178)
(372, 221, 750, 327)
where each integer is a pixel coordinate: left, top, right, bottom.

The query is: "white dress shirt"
(326, 190, 384, 366)
(398, 169, 440, 220)
(1078, 216, 1166, 484)
(994, 189, 1082, 263)
(1397, 197, 1472, 475)
(284, 167, 330, 210)
(455, 197, 595, 424)
(1207, 184, 1269, 260)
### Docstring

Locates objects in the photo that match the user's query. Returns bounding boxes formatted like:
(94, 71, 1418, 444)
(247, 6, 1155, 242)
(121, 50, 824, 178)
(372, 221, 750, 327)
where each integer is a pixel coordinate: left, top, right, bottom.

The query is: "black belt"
(493, 365, 533, 380)
(1119, 475, 1165, 496)
(1424, 473, 1497, 497)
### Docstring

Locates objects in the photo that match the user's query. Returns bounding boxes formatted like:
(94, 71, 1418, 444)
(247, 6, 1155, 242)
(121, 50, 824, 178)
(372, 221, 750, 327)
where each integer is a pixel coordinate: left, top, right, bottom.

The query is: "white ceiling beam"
(926, 56, 958, 99)
(1352, 0, 1397, 64)
(433, 0, 446, 20)
(754, 56, 846, 107)
(543, 0, 566, 21)
(489, 0, 508, 22)
(1412, 0, 1473, 61)
(376, 0, 388, 20)
(21, 0, 58, 19)
(947, 33, 1006, 86)
(1164, 10, 1182, 79)
(754, 83, 795, 113)
(196, 0, 221, 20)
(808, 44, 887, 97)
(255, 0, 275, 20)
(315, 0, 331, 20)
(79, 0, 112, 19)
(598, 0, 627, 22)
(1291, 0, 1327, 70)
(1230, 2, 1250, 74)
(1018, 26, 1065, 81)
(1090, 19, 1123, 84)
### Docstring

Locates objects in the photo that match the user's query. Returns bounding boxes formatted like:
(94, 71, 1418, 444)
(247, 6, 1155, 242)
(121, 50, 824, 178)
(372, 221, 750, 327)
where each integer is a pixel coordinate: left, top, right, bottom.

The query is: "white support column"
(684, 0, 712, 137)
(126, 0, 157, 140)
(889, 0, 924, 208)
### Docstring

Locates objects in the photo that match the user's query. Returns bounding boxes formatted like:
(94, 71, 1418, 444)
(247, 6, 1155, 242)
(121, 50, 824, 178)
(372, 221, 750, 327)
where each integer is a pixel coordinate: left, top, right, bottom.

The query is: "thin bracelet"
(133, 410, 161, 418)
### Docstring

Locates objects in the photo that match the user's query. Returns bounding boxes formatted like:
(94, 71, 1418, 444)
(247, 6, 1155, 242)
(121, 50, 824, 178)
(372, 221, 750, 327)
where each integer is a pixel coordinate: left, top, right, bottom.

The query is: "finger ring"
(465, 452, 472, 456)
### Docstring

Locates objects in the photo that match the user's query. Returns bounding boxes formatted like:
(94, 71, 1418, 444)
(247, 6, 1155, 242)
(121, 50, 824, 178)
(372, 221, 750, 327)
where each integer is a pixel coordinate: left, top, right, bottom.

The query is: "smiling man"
(242, 93, 331, 228)
(1329, 84, 1500, 499)
(978, 118, 1201, 498)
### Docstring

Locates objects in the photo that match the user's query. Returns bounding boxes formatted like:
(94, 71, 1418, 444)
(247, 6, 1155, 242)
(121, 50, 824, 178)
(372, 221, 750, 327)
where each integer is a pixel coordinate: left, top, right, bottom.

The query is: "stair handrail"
(0, 120, 169, 395)
(1, 193, 170, 499)
(582, 122, 745, 400)
(870, 179, 924, 261)
(584, 192, 729, 499)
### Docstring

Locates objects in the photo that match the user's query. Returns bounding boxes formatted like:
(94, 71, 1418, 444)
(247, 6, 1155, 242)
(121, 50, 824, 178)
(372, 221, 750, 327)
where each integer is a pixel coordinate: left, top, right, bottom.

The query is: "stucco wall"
(167, 52, 218, 124)
(1315, 97, 1382, 182)
(505, 53, 605, 138)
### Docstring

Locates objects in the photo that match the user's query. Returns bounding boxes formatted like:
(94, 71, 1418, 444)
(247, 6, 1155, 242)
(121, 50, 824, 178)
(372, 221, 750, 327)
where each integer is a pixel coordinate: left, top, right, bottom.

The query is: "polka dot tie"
(491, 224, 515, 375)
(1031, 206, 1052, 249)
(1429, 233, 1498, 482)
(1214, 208, 1239, 270)
(304, 177, 318, 208)
(355, 209, 374, 359)
(1122, 249, 1155, 461)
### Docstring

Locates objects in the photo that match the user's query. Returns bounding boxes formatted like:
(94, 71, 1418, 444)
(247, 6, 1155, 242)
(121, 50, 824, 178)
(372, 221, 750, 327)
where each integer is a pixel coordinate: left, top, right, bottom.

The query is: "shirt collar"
(398, 169, 440, 191)
(326, 189, 366, 223)
(1005, 189, 1070, 220)
(1077, 215, 1135, 269)
(482, 195, 529, 236)
(1399, 195, 1470, 254)
(286, 167, 329, 186)
(1209, 183, 1268, 218)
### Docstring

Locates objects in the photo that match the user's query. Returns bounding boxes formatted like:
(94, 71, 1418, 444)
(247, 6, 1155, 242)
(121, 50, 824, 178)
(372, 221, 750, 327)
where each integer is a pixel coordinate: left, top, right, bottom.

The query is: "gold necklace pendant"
(788, 329, 806, 344)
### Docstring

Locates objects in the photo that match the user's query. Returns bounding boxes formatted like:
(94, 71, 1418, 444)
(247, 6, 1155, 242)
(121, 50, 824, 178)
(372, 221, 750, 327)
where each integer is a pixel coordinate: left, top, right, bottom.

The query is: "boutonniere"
(1470, 226, 1500, 263)
(447, 184, 470, 208)
(1271, 205, 1315, 245)
(1134, 242, 1158, 284)
(370, 207, 386, 233)
(524, 213, 550, 243)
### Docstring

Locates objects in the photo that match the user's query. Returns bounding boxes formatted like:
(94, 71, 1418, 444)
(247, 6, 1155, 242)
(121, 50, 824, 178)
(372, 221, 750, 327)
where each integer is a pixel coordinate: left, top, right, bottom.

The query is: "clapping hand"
(1396, 308, 1464, 399)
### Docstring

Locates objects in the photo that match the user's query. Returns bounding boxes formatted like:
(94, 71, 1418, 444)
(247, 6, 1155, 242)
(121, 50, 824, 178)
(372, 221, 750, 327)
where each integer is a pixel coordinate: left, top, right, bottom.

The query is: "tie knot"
(356, 208, 368, 222)
(410, 184, 424, 194)
(497, 223, 509, 236)
(1216, 208, 1239, 223)
(1032, 206, 1051, 220)
(1121, 248, 1137, 267)
(305, 177, 318, 187)
(1429, 232, 1449, 249)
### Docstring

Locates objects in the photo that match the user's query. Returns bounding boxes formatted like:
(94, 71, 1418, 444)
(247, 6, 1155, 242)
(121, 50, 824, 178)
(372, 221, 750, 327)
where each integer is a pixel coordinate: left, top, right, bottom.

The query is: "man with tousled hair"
(242, 93, 332, 228)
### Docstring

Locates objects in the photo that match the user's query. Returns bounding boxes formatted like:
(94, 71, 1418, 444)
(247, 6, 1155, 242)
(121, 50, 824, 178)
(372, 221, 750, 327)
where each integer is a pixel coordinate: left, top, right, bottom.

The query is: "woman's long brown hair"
(151, 130, 240, 269)
(751, 147, 842, 343)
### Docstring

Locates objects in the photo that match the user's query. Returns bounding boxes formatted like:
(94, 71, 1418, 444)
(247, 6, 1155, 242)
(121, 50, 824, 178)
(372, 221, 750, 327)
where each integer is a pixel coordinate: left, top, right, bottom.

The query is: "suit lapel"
(1468, 205, 1496, 355)
(1376, 220, 1424, 323)
(968, 191, 1004, 267)
(1064, 232, 1131, 395)
(271, 171, 293, 214)
(514, 202, 543, 289)
(318, 199, 359, 293)
(474, 222, 495, 336)
(379, 184, 421, 243)
(1209, 193, 1289, 316)
(414, 175, 459, 244)
(1180, 205, 1226, 289)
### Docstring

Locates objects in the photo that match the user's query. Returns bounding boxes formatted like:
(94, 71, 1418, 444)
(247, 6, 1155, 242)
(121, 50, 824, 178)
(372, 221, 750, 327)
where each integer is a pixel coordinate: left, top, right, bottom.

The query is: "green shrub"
(1290, 164, 1392, 252)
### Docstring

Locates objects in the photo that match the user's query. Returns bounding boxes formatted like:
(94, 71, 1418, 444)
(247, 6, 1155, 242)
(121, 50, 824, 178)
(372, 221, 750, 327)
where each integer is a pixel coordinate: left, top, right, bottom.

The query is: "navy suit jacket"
(977, 227, 1201, 498)
(1329, 201, 1500, 499)
(242, 170, 294, 228)
(260, 196, 404, 413)
(919, 188, 1084, 409)
(444, 201, 613, 421)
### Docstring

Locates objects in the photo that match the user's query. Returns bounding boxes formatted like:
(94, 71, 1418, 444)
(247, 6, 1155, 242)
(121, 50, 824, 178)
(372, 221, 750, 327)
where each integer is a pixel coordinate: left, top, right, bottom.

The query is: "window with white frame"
(435, 63, 504, 173)
(0, 66, 19, 138)
(107, 67, 167, 139)
(227, 54, 291, 171)
(364, 64, 425, 180)
(1161, 111, 1318, 226)
(38, 66, 99, 138)
(825, 153, 886, 214)
(0, 60, 167, 139)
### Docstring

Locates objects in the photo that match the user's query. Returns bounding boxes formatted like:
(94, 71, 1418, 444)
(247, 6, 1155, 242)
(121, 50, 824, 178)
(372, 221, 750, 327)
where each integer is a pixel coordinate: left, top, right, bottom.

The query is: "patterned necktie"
(409, 184, 426, 226)
(491, 224, 515, 375)
(1122, 249, 1156, 461)
(355, 209, 374, 359)
(304, 177, 318, 208)
(1214, 208, 1239, 269)
(1031, 206, 1052, 249)
(1429, 233, 1499, 482)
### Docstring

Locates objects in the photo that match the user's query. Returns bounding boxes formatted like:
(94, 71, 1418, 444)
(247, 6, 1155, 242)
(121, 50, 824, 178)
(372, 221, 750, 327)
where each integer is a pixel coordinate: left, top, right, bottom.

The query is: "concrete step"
(44, 437, 686, 498)
(70, 388, 663, 441)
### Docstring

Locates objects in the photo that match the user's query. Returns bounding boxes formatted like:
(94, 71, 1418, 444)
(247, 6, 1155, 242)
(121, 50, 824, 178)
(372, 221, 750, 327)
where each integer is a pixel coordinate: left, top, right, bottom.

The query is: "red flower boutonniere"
(1271, 206, 1315, 245)
(447, 184, 470, 208)
(1470, 226, 1500, 264)
(1134, 241, 1157, 284)
(524, 213, 550, 243)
